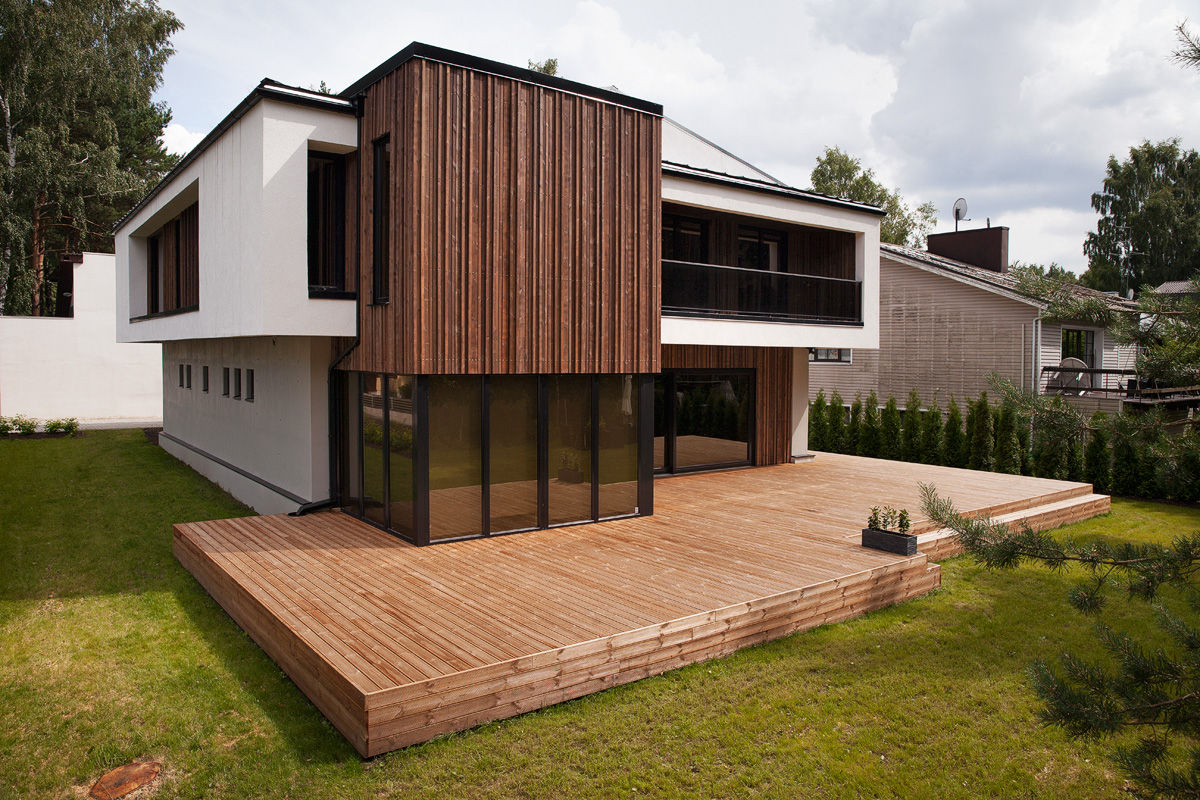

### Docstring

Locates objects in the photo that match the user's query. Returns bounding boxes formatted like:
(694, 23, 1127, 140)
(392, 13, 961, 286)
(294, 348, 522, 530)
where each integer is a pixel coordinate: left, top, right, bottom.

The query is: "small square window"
(222, 367, 230, 397)
(178, 364, 184, 387)
(234, 368, 242, 399)
(185, 364, 192, 389)
(202, 365, 209, 393)
(245, 369, 255, 402)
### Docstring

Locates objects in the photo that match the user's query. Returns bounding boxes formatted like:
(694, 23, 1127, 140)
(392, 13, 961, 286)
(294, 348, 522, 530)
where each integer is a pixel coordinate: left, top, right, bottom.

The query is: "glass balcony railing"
(662, 259, 862, 324)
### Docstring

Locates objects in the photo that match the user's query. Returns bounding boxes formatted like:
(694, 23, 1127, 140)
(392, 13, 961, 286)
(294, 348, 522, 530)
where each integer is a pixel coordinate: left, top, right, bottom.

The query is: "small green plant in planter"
(8, 415, 37, 435)
(862, 505, 917, 555)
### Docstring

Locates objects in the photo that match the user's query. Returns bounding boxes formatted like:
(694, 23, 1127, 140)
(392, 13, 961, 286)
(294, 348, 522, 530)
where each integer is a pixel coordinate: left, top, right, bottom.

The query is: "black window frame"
(371, 135, 391, 305)
(185, 364, 192, 389)
(654, 368, 756, 474)
(736, 225, 787, 272)
(178, 363, 184, 388)
(202, 365, 209, 393)
(307, 150, 348, 293)
(222, 367, 230, 397)
(810, 348, 852, 364)
(662, 213, 709, 263)
(245, 368, 255, 402)
(233, 368, 242, 399)
(147, 235, 161, 315)
(1061, 328, 1097, 368)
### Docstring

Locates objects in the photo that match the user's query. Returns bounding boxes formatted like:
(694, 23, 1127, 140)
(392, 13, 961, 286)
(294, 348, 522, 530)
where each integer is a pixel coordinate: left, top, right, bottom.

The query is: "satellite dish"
(953, 198, 969, 231)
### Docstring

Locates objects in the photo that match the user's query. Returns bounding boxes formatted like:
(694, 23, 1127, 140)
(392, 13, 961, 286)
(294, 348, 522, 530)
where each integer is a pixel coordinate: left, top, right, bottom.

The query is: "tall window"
(737, 226, 785, 271)
(143, 202, 198, 315)
(371, 136, 391, 304)
(307, 152, 347, 291)
(147, 235, 161, 314)
(1062, 328, 1096, 368)
(662, 214, 708, 263)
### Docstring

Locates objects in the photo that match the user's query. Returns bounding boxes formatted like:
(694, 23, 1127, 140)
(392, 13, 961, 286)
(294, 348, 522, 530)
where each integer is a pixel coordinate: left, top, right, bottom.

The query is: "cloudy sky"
(156, 0, 1200, 271)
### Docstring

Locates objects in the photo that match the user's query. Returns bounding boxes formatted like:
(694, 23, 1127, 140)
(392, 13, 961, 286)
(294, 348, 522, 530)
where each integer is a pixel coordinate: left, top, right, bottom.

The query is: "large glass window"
(361, 374, 387, 526)
(662, 214, 709, 263)
(308, 151, 346, 291)
(598, 375, 639, 518)
(428, 376, 483, 540)
(387, 376, 415, 540)
(737, 226, 785, 271)
(548, 375, 593, 526)
(488, 375, 539, 533)
(1062, 328, 1096, 368)
(338, 372, 362, 515)
(655, 371, 753, 472)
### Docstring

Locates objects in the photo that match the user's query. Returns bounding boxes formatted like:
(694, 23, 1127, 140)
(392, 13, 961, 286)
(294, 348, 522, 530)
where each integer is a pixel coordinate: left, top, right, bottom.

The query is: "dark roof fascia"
(662, 162, 887, 217)
(340, 42, 663, 116)
(113, 80, 356, 233)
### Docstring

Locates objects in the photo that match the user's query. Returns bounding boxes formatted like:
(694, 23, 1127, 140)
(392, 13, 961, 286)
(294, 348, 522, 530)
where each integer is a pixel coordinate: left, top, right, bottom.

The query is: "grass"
(2, 430, 1197, 798)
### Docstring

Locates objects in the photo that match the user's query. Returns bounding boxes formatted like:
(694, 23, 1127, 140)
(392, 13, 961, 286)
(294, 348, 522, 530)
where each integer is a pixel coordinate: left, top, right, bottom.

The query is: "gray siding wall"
(809, 256, 1040, 408)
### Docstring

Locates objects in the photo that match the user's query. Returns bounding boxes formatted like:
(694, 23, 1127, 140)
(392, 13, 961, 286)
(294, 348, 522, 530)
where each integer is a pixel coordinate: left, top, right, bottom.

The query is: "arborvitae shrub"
(920, 400, 943, 465)
(994, 402, 1020, 474)
(901, 389, 922, 462)
(1084, 413, 1110, 494)
(847, 395, 863, 456)
(879, 395, 902, 460)
(1170, 427, 1200, 503)
(858, 391, 881, 457)
(1110, 434, 1139, 496)
(1017, 417, 1033, 475)
(968, 393, 994, 471)
(942, 397, 967, 468)
(1066, 435, 1085, 482)
(1033, 428, 1066, 480)
(809, 390, 829, 452)
(827, 391, 846, 453)
(964, 399, 979, 466)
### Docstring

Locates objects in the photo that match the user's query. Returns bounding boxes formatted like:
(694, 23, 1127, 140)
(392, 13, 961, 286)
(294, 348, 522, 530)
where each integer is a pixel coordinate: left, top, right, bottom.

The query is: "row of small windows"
(177, 363, 255, 401)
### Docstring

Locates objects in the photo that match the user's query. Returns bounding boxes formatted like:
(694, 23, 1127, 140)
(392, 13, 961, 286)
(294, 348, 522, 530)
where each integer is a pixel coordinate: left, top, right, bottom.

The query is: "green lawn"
(2, 430, 1195, 798)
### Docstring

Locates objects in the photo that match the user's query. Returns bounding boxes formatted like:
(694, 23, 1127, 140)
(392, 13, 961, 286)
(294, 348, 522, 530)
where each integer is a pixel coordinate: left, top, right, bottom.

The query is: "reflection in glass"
(428, 375, 483, 540)
(361, 373, 387, 526)
(387, 376, 415, 540)
(674, 372, 752, 468)
(548, 375, 593, 526)
(653, 375, 667, 472)
(598, 375, 638, 518)
(339, 371, 361, 514)
(488, 375, 539, 533)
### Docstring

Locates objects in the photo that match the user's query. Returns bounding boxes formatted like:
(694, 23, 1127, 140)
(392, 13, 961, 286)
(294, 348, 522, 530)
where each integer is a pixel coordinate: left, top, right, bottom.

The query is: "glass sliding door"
(547, 375, 593, 526)
(488, 375, 539, 533)
(361, 373, 387, 526)
(338, 371, 362, 515)
(427, 375, 484, 541)
(387, 376, 415, 540)
(656, 370, 754, 472)
(598, 374, 639, 518)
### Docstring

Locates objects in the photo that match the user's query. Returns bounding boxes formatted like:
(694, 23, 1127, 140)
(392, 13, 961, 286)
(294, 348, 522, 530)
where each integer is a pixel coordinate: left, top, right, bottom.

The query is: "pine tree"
(1083, 413, 1111, 494)
(994, 401, 1021, 475)
(942, 397, 967, 468)
(919, 399, 943, 465)
(968, 393, 994, 471)
(827, 391, 846, 454)
(809, 390, 829, 452)
(847, 395, 863, 456)
(901, 389, 922, 462)
(858, 391, 881, 457)
(879, 395, 902, 460)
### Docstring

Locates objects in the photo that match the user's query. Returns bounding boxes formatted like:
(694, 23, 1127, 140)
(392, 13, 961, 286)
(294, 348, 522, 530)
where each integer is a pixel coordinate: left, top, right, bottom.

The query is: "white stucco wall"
(160, 336, 330, 514)
(0, 253, 161, 422)
(660, 174, 881, 352)
(115, 98, 357, 343)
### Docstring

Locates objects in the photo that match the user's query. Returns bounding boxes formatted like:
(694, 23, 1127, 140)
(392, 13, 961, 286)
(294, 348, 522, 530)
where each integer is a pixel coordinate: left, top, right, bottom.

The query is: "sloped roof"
(881, 242, 1139, 312)
(662, 117, 783, 184)
(1155, 279, 1196, 294)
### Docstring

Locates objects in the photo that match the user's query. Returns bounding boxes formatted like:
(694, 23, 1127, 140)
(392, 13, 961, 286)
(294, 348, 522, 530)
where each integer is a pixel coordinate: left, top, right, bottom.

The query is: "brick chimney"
(926, 226, 1009, 273)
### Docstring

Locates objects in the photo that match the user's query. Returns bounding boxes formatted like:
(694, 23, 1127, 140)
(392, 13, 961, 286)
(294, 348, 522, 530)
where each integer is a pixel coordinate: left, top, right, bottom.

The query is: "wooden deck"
(174, 453, 1109, 756)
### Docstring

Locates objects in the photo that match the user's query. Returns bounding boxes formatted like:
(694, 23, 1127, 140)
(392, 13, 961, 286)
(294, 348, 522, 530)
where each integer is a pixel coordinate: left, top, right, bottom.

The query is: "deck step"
(908, 483, 1097, 536)
(916, 493, 1111, 561)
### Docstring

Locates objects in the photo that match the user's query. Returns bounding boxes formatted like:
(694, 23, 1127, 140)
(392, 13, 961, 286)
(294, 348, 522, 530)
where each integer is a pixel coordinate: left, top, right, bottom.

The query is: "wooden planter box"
(861, 528, 918, 556)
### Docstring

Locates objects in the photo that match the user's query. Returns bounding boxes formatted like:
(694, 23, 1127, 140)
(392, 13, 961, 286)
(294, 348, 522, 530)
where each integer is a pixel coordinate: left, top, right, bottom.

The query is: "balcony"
(662, 259, 862, 325)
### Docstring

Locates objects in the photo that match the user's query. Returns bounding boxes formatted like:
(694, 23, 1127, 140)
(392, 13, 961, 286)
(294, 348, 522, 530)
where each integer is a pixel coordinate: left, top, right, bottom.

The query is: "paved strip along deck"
(174, 453, 1108, 756)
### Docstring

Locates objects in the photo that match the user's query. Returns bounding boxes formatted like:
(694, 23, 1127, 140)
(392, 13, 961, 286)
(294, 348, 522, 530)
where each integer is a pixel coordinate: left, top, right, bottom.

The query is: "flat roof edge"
(662, 164, 887, 217)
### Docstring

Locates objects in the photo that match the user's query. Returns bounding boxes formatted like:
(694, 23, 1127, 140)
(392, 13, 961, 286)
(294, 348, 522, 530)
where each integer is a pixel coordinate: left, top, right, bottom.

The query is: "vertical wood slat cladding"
(154, 201, 199, 313)
(661, 344, 793, 466)
(663, 202, 855, 280)
(345, 57, 661, 376)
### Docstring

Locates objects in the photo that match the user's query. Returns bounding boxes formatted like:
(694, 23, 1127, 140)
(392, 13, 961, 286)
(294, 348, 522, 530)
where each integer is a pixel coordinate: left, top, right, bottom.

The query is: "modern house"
(808, 226, 1140, 414)
(0, 252, 161, 424)
(114, 42, 883, 538)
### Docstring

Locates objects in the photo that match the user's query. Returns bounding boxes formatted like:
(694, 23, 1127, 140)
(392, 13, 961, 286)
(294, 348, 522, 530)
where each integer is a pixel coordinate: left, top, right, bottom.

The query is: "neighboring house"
(113, 42, 883, 541)
(0, 252, 161, 424)
(1155, 278, 1198, 300)
(809, 226, 1139, 414)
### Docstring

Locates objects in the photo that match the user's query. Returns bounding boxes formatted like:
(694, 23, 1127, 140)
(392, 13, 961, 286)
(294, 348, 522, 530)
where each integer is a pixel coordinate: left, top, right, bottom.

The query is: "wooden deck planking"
(174, 453, 1108, 755)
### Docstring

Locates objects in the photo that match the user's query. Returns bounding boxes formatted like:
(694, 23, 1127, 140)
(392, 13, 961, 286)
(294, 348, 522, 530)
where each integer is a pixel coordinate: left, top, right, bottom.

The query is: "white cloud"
(160, 122, 205, 156)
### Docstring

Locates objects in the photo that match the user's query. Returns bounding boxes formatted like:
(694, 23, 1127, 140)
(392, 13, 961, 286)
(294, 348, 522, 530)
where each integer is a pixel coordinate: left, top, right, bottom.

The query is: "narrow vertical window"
(202, 365, 209, 393)
(308, 152, 347, 291)
(234, 368, 242, 399)
(147, 235, 161, 315)
(222, 367, 230, 397)
(245, 369, 255, 402)
(371, 135, 391, 304)
(185, 364, 192, 389)
(178, 364, 184, 387)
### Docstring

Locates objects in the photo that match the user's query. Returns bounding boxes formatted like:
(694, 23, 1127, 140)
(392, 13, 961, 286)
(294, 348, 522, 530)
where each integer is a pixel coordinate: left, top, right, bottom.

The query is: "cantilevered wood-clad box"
(343, 45, 663, 376)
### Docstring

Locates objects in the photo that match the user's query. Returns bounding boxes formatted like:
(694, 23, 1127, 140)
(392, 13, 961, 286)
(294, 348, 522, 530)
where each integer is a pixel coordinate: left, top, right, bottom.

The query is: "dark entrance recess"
(654, 369, 755, 473)
(336, 371, 655, 545)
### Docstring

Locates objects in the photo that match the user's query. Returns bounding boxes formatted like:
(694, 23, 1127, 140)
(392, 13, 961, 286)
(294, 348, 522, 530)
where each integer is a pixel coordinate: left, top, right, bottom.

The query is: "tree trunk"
(31, 192, 45, 316)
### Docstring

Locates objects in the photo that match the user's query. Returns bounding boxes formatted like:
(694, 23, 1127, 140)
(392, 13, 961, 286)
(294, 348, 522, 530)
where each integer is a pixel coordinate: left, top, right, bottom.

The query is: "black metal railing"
(661, 259, 862, 324)
(1037, 366, 1200, 404)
